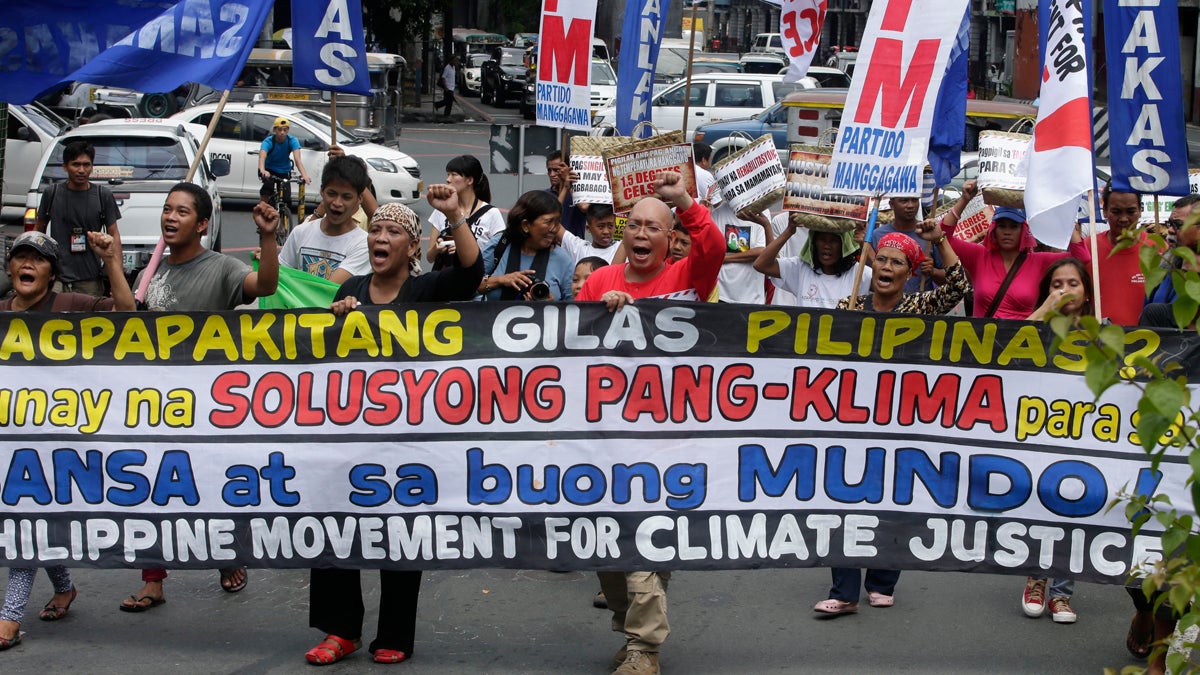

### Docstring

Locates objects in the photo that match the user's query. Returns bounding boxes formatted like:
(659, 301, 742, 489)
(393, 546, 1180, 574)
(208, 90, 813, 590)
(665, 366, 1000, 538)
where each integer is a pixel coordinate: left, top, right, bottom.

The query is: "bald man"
(575, 171, 723, 675)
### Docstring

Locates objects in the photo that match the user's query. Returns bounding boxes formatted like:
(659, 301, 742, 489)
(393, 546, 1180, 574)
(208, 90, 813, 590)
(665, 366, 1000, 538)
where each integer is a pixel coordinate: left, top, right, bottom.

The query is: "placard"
(712, 135, 787, 215)
(605, 142, 697, 214)
(977, 131, 1029, 191)
(783, 148, 870, 220)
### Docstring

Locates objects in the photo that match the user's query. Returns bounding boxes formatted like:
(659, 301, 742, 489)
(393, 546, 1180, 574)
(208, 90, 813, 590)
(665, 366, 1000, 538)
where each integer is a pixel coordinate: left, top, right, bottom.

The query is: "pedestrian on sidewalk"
(439, 56, 459, 117)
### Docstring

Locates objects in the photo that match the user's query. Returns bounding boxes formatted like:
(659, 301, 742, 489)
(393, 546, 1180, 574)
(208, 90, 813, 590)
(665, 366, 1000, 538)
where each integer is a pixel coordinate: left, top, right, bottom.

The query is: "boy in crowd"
(279, 156, 373, 282)
(557, 203, 620, 264)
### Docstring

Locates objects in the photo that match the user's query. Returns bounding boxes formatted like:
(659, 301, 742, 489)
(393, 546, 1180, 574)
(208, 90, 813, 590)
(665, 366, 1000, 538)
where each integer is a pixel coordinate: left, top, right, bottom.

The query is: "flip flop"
(119, 595, 166, 613)
(305, 634, 361, 665)
(1127, 612, 1153, 659)
(813, 599, 859, 615)
(39, 586, 77, 621)
(373, 649, 408, 664)
(0, 632, 21, 651)
(868, 592, 895, 607)
(219, 567, 248, 593)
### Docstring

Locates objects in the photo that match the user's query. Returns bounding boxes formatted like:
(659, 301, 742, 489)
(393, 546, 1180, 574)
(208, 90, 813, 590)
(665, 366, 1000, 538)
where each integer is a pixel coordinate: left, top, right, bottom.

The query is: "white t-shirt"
(560, 229, 619, 264)
(279, 218, 370, 280)
(442, 64, 456, 92)
(768, 212, 805, 306)
(714, 203, 769, 304)
(696, 166, 716, 202)
(430, 205, 506, 248)
(775, 256, 872, 309)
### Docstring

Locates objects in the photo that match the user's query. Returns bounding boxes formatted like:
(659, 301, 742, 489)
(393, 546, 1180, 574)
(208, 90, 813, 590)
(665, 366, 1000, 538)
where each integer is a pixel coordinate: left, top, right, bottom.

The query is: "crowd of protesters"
(2, 136, 1195, 675)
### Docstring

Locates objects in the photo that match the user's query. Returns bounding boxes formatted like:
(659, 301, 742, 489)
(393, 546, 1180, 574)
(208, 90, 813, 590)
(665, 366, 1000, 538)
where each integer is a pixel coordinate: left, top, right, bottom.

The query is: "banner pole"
(850, 196, 880, 311)
(136, 89, 232, 303)
(680, 1, 700, 141)
(330, 92, 338, 146)
(1087, 189, 1103, 321)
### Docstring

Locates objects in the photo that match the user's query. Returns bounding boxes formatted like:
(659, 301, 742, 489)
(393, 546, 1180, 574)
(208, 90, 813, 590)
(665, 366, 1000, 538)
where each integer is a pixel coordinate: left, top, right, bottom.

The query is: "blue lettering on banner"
(615, 0, 665, 137)
(1102, 0, 1189, 194)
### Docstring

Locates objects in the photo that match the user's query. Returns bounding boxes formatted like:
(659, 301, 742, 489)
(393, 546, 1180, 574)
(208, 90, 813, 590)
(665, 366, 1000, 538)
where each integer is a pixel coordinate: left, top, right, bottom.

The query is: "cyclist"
(257, 116, 312, 207)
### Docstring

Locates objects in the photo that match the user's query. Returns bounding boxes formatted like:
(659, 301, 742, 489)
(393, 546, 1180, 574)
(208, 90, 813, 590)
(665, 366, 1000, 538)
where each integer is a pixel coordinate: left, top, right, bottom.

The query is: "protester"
(715, 205, 772, 304)
(306, 190, 482, 666)
(1146, 194, 1200, 305)
(546, 150, 588, 238)
(425, 155, 505, 270)
(439, 55, 459, 117)
(573, 256, 608, 299)
(278, 156, 372, 282)
(863, 196, 943, 293)
(479, 190, 574, 302)
(1093, 184, 1152, 326)
(818, 223, 971, 617)
(558, 203, 620, 264)
(938, 180, 1091, 319)
(121, 183, 279, 611)
(0, 229, 134, 651)
(693, 141, 715, 200)
(257, 116, 311, 206)
(754, 218, 870, 309)
(576, 171, 723, 675)
(34, 140, 122, 296)
(764, 211, 806, 305)
(306, 145, 379, 230)
(669, 221, 691, 262)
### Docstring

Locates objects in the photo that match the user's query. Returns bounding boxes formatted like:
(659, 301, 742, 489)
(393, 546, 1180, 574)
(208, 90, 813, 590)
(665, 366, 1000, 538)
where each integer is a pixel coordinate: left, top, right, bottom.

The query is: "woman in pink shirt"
(938, 180, 1090, 320)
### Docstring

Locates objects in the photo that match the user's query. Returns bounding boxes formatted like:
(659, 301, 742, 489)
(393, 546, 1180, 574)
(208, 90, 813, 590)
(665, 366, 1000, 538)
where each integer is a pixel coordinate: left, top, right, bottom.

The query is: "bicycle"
(265, 173, 295, 247)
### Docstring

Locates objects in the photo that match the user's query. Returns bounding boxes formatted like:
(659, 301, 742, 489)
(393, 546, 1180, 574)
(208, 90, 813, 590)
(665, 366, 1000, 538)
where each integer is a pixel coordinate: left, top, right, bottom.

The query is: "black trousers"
(440, 87, 454, 115)
(309, 568, 423, 654)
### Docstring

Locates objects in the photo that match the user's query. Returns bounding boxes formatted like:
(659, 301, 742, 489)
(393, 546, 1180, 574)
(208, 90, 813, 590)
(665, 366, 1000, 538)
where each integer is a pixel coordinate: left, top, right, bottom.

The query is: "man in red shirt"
(576, 170, 722, 675)
(1093, 185, 1149, 326)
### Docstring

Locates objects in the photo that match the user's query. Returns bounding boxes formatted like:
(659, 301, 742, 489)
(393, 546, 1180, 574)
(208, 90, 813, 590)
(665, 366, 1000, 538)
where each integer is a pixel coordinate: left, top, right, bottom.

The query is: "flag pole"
(1086, 188, 1103, 321)
(680, 1, 700, 141)
(135, 89, 232, 303)
(330, 92, 338, 145)
(850, 196, 881, 311)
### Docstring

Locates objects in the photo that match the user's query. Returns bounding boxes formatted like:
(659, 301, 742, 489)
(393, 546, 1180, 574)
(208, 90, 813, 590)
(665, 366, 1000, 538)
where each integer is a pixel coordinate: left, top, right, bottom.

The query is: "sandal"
(219, 567, 248, 593)
(305, 634, 361, 665)
(1127, 612, 1154, 659)
(868, 592, 895, 607)
(813, 599, 859, 615)
(0, 632, 21, 651)
(39, 586, 77, 621)
(119, 594, 166, 613)
(373, 649, 408, 664)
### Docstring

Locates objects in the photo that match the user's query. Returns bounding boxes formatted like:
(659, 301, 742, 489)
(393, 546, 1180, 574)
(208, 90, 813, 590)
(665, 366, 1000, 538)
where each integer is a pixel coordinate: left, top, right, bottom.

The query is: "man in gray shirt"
(36, 140, 122, 296)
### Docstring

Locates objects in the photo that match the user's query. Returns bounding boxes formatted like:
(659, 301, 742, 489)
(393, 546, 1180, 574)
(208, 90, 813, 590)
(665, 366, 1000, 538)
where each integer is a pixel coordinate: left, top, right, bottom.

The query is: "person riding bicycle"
(258, 116, 311, 207)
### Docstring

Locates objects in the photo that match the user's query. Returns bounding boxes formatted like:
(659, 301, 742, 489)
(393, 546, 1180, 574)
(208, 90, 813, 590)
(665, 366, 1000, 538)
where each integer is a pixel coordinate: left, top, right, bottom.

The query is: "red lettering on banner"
(623, 365, 668, 422)
(540, 13, 592, 85)
(874, 371, 896, 425)
(782, 2, 827, 58)
(327, 370, 366, 425)
(880, 0, 917, 32)
(718, 364, 756, 421)
(524, 367, 565, 422)
(957, 374, 1007, 432)
(586, 364, 627, 422)
(853, 37, 940, 127)
(400, 369, 437, 425)
(210, 371, 251, 428)
(478, 366, 524, 423)
(295, 372, 326, 426)
(434, 367, 475, 425)
(364, 370, 401, 426)
(897, 371, 961, 427)
(252, 372, 294, 428)
(836, 370, 870, 423)
(789, 367, 837, 421)
(670, 365, 714, 423)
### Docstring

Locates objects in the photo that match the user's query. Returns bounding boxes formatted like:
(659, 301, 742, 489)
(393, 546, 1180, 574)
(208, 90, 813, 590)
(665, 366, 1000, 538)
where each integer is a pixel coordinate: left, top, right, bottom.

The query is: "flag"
(254, 261, 341, 310)
(535, 0, 598, 132)
(1025, 0, 1094, 249)
(1102, 0, 1189, 195)
(779, 0, 826, 84)
(615, 0, 667, 138)
(0, 0, 272, 105)
(926, 7, 970, 187)
(292, 0, 372, 96)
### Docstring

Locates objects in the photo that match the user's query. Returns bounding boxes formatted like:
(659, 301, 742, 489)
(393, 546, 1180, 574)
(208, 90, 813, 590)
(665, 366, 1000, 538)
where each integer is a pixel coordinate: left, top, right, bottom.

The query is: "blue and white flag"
(615, 0, 666, 138)
(926, 7, 970, 187)
(1102, 0, 1189, 195)
(0, 0, 272, 105)
(291, 0, 371, 96)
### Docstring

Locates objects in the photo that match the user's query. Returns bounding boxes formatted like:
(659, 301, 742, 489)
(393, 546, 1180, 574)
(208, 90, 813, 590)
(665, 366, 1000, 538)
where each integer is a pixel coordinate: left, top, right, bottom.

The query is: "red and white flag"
(779, 0, 827, 83)
(1024, 0, 1093, 249)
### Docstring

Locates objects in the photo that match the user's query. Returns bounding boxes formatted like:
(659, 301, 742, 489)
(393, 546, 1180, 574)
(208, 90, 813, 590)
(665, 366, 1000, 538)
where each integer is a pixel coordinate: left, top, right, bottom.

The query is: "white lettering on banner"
(315, 0, 352, 39)
(108, 1, 252, 59)
(1114, 3, 1176, 192)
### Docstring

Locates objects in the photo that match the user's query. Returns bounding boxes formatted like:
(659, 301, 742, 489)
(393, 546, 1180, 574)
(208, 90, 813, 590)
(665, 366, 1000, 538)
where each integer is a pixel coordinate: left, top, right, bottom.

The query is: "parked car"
(24, 118, 229, 273)
(4, 103, 68, 218)
(740, 53, 788, 74)
(481, 47, 529, 107)
(520, 59, 619, 121)
(692, 102, 790, 164)
(170, 102, 422, 204)
(512, 33, 538, 49)
(460, 52, 491, 97)
(593, 73, 818, 142)
(786, 66, 853, 89)
(750, 33, 786, 57)
(653, 47, 742, 95)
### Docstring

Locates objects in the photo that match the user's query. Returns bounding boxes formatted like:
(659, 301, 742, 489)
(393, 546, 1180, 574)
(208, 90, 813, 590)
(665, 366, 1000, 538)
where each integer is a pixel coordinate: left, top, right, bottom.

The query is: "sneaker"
(611, 643, 628, 670)
(614, 649, 659, 675)
(1050, 596, 1077, 623)
(1022, 577, 1047, 617)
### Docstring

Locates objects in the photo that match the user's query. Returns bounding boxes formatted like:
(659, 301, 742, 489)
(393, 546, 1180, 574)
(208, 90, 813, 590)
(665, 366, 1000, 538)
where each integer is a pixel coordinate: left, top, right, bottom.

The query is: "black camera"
(529, 280, 551, 300)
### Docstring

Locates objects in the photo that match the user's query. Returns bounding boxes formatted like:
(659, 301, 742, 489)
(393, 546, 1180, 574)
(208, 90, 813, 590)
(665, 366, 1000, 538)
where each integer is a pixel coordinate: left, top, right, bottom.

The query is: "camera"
(529, 280, 551, 300)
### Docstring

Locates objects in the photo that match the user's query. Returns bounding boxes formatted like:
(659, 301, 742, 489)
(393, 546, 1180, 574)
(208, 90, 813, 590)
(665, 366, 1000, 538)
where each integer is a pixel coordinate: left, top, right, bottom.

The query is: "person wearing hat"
(1, 229, 133, 312)
(258, 115, 312, 208)
(938, 179, 1090, 320)
(305, 187, 482, 666)
(754, 213, 871, 309)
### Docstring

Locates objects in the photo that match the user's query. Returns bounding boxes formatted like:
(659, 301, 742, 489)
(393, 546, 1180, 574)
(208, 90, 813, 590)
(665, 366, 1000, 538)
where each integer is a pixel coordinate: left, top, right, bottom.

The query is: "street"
(0, 113, 1175, 675)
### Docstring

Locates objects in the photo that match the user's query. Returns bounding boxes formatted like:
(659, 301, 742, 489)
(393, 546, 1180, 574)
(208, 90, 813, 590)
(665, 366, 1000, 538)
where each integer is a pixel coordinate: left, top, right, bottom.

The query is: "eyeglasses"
(624, 222, 667, 235)
(875, 255, 909, 269)
(1167, 219, 1185, 230)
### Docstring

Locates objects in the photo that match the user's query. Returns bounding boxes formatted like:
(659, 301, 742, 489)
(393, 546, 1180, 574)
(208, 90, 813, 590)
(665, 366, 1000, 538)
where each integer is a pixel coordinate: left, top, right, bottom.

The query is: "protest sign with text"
(604, 141, 697, 213)
(783, 148, 869, 220)
(0, 304, 1192, 581)
(712, 135, 787, 215)
(977, 131, 1029, 192)
(827, 0, 969, 197)
(536, 0, 598, 131)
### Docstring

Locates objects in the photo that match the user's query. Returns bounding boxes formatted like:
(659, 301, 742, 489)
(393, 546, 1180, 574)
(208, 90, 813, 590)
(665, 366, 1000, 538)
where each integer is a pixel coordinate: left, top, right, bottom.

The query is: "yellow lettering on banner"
(115, 318, 156, 360)
(282, 313, 299, 359)
(193, 315, 238, 361)
(80, 316, 116, 359)
(816, 314, 851, 356)
(793, 314, 811, 354)
(299, 313, 337, 358)
(997, 325, 1047, 367)
(425, 309, 463, 356)
(928, 320, 948, 360)
(338, 312, 380, 357)
(745, 311, 791, 353)
(856, 317, 876, 357)
(79, 389, 112, 434)
(41, 319, 76, 360)
(1129, 409, 1186, 447)
(240, 313, 280, 359)
(126, 388, 195, 427)
(14, 388, 47, 425)
(1016, 396, 1121, 443)
(879, 317, 924, 359)
(1093, 404, 1120, 442)
(949, 321, 996, 363)
(48, 389, 78, 426)
(156, 315, 194, 359)
(1051, 333, 1088, 372)
(377, 310, 420, 357)
(0, 319, 35, 360)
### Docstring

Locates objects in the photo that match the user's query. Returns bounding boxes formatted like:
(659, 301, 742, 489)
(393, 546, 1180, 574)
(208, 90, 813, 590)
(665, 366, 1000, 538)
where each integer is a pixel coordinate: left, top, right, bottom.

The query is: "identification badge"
(71, 233, 87, 253)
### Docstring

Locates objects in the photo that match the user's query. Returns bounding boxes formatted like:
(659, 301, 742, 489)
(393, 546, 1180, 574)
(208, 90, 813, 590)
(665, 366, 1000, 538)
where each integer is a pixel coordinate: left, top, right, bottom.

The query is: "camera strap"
(497, 236, 550, 301)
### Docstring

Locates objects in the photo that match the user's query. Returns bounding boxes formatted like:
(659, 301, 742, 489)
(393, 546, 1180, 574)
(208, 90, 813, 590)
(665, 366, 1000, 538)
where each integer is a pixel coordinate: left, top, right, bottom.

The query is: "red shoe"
(373, 649, 408, 664)
(305, 634, 361, 665)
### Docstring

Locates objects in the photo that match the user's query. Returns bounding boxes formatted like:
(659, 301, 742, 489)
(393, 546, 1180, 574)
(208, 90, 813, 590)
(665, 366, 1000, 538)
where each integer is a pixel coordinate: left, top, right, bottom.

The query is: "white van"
(4, 103, 68, 218)
(750, 33, 786, 57)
